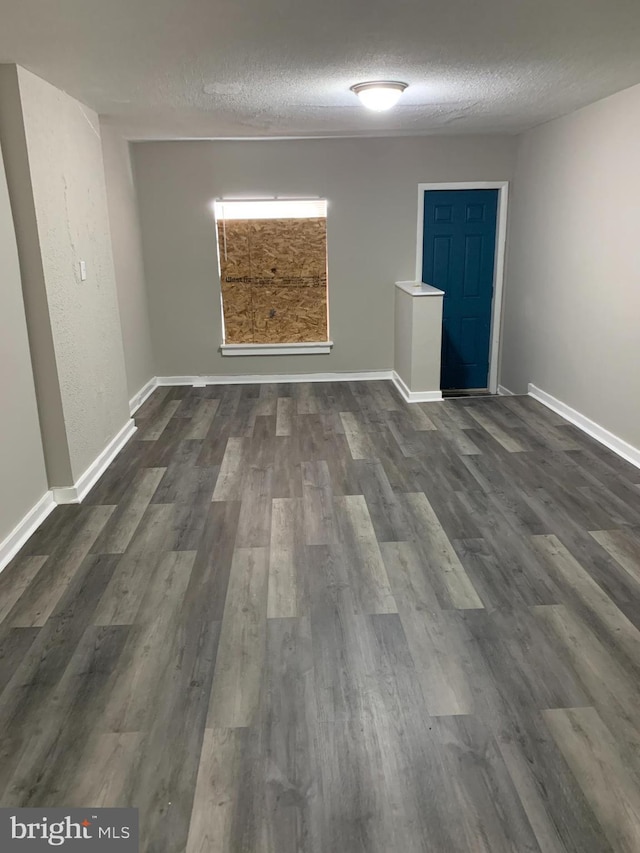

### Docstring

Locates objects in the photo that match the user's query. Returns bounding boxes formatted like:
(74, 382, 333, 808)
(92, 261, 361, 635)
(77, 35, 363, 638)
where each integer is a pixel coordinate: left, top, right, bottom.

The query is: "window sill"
(221, 341, 334, 356)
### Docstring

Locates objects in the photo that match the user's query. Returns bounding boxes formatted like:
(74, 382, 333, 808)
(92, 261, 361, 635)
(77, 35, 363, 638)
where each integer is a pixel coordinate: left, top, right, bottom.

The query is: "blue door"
(422, 189, 498, 390)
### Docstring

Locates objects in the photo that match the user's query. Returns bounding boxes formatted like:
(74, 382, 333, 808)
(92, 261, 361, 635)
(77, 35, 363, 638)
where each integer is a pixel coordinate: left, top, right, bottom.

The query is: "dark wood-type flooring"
(1, 380, 640, 852)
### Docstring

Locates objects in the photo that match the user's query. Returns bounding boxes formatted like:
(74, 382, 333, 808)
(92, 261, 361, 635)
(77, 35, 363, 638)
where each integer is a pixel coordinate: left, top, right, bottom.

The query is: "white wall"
(501, 82, 640, 449)
(0, 65, 131, 486)
(132, 136, 517, 377)
(101, 124, 155, 400)
(0, 138, 48, 548)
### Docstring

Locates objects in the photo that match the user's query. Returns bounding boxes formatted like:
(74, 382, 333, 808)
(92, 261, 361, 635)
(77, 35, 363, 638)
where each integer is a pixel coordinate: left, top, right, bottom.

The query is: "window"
(214, 199, 331, 354)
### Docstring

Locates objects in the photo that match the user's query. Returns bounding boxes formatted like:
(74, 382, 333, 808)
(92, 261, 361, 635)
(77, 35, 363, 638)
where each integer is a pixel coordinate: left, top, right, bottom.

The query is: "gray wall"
(101, 124, 155, 400)
(0, 65, 130, 486)
(0, 138, 48, 546)
(501, 82, 640, 448)
(132, 136, 517, 377)
(0, 65, 72, 487)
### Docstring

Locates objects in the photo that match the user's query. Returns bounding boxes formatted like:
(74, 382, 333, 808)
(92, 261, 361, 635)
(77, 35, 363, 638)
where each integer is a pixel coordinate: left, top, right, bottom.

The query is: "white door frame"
(415, 181, 509, 395)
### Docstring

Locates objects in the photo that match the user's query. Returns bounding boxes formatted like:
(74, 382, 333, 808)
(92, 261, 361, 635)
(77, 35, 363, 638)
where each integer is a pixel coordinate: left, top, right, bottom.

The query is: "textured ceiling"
(0, 0, 639, 139)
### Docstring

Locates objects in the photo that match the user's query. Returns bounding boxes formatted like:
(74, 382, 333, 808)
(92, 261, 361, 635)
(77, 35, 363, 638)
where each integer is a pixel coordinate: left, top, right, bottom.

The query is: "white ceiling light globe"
(350, 81, 408, 112)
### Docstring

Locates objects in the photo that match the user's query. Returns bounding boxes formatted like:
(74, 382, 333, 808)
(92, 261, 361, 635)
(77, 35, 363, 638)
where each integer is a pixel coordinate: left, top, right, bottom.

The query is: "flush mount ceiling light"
(350, 80, 408, 111)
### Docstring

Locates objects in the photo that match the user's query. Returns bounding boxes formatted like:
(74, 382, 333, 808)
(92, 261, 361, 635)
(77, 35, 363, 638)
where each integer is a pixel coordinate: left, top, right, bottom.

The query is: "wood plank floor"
(1, 380, 640, 852)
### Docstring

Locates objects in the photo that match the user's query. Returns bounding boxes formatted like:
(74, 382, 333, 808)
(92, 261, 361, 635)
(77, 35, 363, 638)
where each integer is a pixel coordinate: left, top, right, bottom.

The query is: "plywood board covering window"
(215, 199, 329, 344)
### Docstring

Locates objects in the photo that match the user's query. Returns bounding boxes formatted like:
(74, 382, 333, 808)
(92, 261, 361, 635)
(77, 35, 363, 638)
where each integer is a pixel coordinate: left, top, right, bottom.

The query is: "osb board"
(252, 285, 328, 343)
(221, 281, 254, 343)
(217, 217, 327, 286)
(221, 281, 328, 344)
(218, 215, 328, 343)
(217, 220, 251, 282)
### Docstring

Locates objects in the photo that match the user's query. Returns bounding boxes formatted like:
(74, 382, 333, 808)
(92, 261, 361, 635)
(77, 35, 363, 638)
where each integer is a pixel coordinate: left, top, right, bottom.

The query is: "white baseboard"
(52, 419, 138, 504)
(129, 377, 159, 415)
(497, 384, 515, 396)
(0, 420, 137, 569)
(156, 370, 394, 386)
(392, 371, 443, 403)
(155, 369, 445, 406)
(528, 383, 640, 470)
(0, 491, 56, 573)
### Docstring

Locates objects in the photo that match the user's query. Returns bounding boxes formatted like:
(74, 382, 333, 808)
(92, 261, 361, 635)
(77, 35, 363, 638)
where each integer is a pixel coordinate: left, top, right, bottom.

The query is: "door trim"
(415, 181, 509, 394)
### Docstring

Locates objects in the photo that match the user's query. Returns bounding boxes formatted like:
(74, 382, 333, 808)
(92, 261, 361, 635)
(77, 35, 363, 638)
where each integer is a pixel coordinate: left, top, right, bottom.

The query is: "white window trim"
(221, 341, 333, 356)
(415, 181, 509, 395)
